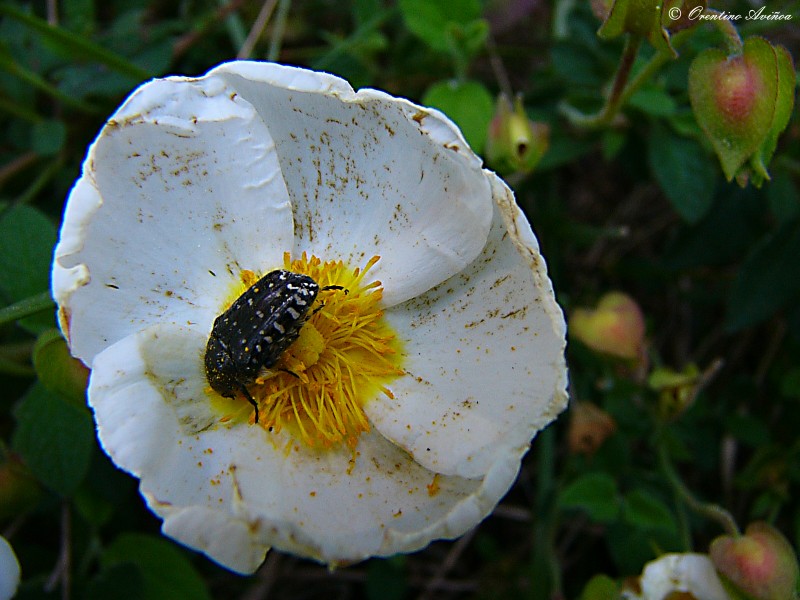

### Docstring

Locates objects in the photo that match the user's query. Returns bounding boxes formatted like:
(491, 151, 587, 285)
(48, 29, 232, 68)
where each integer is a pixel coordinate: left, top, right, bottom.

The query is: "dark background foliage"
(0, 0, 798, 598)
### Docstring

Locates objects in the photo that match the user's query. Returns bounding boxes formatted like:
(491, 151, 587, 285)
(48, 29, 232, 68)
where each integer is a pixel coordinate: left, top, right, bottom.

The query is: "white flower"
(0, 535, 20, 600)
(622, 553, 734, 600)
(52, 61, 567, 573)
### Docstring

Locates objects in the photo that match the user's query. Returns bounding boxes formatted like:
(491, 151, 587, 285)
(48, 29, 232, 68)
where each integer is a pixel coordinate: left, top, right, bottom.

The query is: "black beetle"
(204, 269, 342, 423)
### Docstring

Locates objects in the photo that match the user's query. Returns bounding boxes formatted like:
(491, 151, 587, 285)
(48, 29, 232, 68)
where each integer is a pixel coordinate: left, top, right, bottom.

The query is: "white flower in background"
(622, 553, 734, 600)
(52, 61, 567, 573)
(0, 535, 20, 600)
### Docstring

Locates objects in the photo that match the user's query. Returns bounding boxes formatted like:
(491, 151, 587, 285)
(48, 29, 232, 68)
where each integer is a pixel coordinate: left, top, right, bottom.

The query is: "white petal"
(88, 320, 527, 570)
(52, 73, 294, 364)
(209, 61, 493, 305)
(622, 553, 733, 600)
(368, 174, 568, 478)
(0, 536, 20, 600)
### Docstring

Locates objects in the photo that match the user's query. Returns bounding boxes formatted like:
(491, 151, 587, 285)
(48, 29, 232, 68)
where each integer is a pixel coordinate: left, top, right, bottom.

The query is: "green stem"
(657, 430, 741, 537)
(617, 43, 676, 108)
(561, 34, 643, 129)
(530, 426, 562, 599)
(0, 291, 55, 328)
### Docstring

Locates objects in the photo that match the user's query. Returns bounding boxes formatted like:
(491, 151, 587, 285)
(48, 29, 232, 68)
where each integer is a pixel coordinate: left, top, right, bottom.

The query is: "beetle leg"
(311, 286, 348, 317)
(239, 383, 260, 424)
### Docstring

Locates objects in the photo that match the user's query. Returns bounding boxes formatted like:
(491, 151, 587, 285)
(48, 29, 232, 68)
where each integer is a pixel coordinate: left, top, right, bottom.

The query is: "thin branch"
(0, 152, 39, 188)
(46, 0, 58, 25)
(658, 432, 740, 537)
(172, 0, 249, 60)
(560, 34, 643, 129)
(416, 529, 476, 600)
(266, 0, 291, 62)
(237, 0, 279, 59)
(240, 551, 282, 600)
(45, 501, 71, 600)
(486, 34, 514, 99)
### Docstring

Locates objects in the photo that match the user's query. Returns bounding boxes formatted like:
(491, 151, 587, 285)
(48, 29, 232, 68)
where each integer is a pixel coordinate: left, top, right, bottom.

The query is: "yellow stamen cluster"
(248, 253, 403, 449)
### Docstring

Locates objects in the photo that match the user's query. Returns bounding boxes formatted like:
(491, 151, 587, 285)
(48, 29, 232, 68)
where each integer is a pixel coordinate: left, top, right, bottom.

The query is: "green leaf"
(537, 135, 594, 171)
(558, 472, 620, 523)
(0, 3, 151, 81)
(0, 204, 57, 302)
(726, 220, 800, 330)
(601, 130, 626, 161)
(366, 557, 407, 600)
(749, 43, 796, 186)
(628, 87, 677, 117)
(102, 534, 212, 600)
(33, 329, 89, 408)
(63, 0, 96, 37)
(0, 291, 54, 328)
(12, 383, 93, 496)
(551, 42, 607, 87)
(767, 172, 800, 224)
(84, 563, 144, 600)
(648, 125, 716, 223)
(31, 119, 66, 156)
(0, 42, 100, 113)
(579, 574, 619, 600)
(622, 489, 677, 532)
(398, 0, 483, 54)
(725, 413, 771, 447)
(779, 367, 800, 400)
(663, 186, 761, 270)
(422, 79, 494, 153)
(598, 0, 662, 39)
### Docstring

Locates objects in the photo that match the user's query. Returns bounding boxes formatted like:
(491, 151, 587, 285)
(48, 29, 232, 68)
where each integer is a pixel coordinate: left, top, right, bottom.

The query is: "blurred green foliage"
(0, 0, 798, 598)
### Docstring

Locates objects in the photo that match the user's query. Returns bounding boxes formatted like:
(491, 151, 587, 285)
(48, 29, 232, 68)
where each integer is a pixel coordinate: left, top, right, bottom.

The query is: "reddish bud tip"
(713, 57, 761, 123)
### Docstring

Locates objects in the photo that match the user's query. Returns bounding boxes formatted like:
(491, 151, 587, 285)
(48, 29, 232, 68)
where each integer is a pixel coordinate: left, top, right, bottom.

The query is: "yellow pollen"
(241, 253, 404, 449)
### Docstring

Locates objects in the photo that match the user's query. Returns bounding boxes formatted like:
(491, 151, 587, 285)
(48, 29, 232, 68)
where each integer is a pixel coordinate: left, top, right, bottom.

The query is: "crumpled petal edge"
(51, 176, 102, 347)
(378, 446, 523, 561)
(156, 503, 269, 575)
(490, 170, 569, 412)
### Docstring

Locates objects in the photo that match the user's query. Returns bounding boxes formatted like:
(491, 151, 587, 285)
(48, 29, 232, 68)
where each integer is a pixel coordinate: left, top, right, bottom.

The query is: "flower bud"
(647, 364, 700, 420)
(485, 94, 548, 176)
(570, 292, 645, 361)
(709, 522, 800, 600)
(689, 37, 796, 187)
(596, 0, 673, 54)
(661, 0, 706, 34)
(568, 401, 617, 456)
(590, 0, 612, 22)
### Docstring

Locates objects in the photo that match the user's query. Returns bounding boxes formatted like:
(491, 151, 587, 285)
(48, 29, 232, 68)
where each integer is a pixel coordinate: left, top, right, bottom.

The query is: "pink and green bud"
(710, 522, 800, 600)
(570, 292, 646, 361)
(689, 37, 796, 187)
(485, 94, 548, 176)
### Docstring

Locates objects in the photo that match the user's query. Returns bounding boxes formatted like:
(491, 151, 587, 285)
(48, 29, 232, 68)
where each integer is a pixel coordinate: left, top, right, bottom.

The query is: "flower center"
(228, 253, 403, 449)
